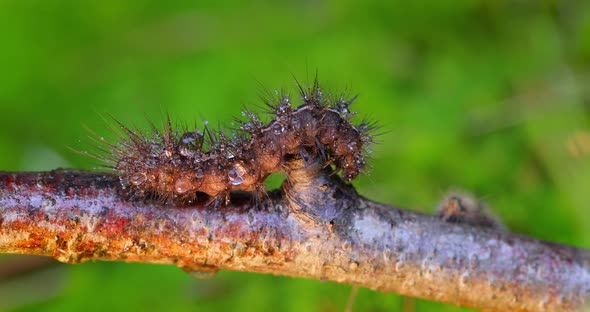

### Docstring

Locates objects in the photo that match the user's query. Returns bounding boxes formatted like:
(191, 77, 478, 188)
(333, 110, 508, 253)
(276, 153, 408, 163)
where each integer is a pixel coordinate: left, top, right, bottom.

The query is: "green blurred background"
(1, 0, 589, 311)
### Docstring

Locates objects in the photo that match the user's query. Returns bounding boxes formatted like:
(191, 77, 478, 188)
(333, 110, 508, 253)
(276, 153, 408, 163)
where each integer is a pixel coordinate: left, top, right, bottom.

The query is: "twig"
(0, 162, 588, 311)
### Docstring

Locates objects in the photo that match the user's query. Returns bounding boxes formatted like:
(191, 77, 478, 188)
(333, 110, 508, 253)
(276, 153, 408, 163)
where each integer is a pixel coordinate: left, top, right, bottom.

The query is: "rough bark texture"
(0, 164, 588, 311)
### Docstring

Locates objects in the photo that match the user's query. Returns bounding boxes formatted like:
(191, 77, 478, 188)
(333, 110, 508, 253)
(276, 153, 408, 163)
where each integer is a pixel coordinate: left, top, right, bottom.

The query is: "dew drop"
(278, 102, 291, 115)
(182, 134, 195, 144)
(174, 177, 192, 194)
(195, 168, 204, 179)
(273, 123, 284, 135)
(228, 164, 246, 186)
(179, 131, 203, 157)
(179, 148, 191, 157)
(130, 174, 147, 186)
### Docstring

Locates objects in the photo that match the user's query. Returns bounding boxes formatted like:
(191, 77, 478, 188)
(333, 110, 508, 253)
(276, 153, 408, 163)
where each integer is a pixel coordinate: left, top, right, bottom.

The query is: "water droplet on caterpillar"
(179, 131, 203, 155)
(130, 174, 147, 186)
(179, 148, 191, 157)
(278, 100, 291, 115)
(196, 168, 204, 178)
(174, 177, 192, 194)
(180, 131, 203, 145)
(273, 123, 284, 135)
(228, 163, 246, 186)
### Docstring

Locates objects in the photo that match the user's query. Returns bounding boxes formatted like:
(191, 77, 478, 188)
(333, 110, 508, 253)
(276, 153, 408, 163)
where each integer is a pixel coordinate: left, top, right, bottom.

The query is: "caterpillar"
(94, 78, 376, 206)
(436, 191, 506, 230)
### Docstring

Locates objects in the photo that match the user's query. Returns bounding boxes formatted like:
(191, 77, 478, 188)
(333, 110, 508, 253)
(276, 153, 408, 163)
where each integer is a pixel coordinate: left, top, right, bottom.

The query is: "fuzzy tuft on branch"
(0, 160, 588, 311)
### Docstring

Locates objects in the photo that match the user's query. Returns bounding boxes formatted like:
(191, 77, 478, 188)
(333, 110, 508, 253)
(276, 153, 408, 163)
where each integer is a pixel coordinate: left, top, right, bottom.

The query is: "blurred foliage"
(0, 0, 589, 311)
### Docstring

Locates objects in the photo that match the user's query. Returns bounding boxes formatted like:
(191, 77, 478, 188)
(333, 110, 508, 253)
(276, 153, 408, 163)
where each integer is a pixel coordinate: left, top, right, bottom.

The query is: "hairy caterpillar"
(436, 191, 506, 230)
(92, 78, 376, 206)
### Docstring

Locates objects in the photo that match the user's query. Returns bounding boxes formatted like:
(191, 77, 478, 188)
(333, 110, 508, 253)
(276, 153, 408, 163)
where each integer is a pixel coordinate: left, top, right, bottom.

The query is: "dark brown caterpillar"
(97, 78, 376, 205)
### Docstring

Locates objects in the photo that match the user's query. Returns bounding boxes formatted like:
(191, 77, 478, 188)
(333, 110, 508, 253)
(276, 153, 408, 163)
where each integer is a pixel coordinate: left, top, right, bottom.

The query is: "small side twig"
(0, 162, 588, 311)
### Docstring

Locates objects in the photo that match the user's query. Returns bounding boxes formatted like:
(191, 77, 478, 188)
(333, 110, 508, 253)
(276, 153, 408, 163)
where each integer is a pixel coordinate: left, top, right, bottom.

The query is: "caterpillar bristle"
(254, 182, 271, 207)
(333, 94, 358, 119)
(237, 109, 264, 136)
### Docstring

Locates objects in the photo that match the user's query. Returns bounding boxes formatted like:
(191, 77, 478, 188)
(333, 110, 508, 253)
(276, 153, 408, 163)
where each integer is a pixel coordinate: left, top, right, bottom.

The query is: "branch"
(0, 163, 588, 311)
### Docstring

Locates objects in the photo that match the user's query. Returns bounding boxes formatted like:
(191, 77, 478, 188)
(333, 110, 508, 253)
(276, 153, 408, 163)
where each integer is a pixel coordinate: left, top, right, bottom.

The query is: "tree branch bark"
(0, 164, 588, 311)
